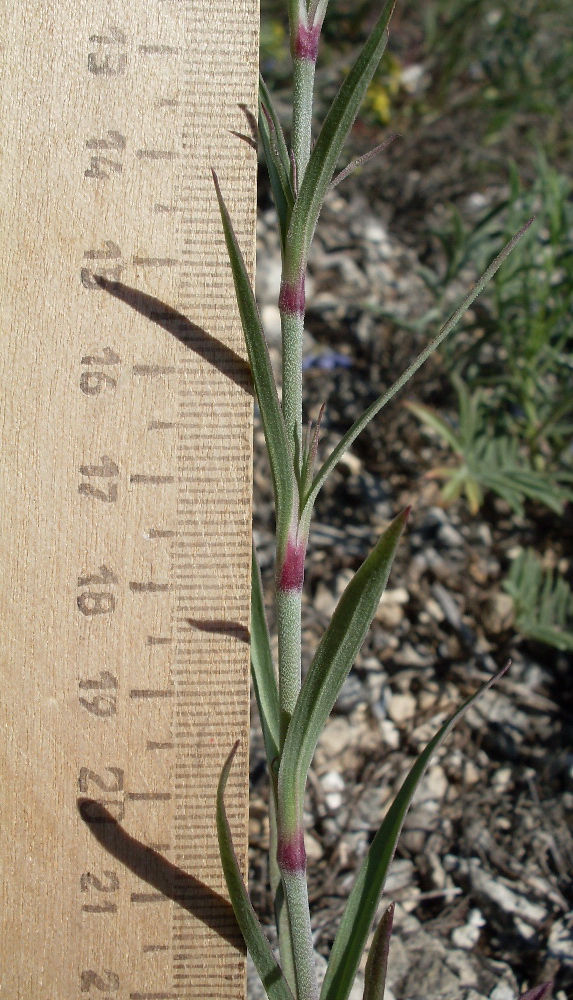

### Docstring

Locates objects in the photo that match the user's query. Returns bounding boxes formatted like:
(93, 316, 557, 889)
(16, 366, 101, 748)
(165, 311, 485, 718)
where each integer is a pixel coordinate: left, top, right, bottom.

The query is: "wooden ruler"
(0, 0, 257, 996)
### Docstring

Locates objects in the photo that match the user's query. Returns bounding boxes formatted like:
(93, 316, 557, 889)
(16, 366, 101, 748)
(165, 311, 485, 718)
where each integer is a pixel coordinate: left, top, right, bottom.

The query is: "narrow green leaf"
(464, 476, 483, 516)
(259, 75, 292, 180)
(404, 401, 463, 454)
(212, 171, 296, 546)
(320, 664, 510, 1000)
(284, 0, 397, 281)
(259, 114, 291, 248)
(251, 543, 281, 765)
(216, 743, 296, 1000)
(302, 220, 534, 520)
(330, 135, 398, 191)
(259, 77, 294, 246)
(278, 508, 409, 835)
(362, 903, 394, 1000)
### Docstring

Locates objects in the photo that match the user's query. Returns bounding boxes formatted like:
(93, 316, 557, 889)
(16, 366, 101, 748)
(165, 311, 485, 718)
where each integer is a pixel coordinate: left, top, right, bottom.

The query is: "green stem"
(277, 589, 302, 747)
(270, 786, 298, 997)
(292, 57, 316, 186)
(280, 308, 304, 463)
(280, 871, 319, 1000)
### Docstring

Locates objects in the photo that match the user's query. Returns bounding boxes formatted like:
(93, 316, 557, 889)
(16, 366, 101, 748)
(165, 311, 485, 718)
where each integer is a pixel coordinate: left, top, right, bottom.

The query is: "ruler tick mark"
(132, 258, 179, 268)
(138, 44, 179, 54)
(143, 944, 170, 953)
(131, 892, 168, 904)
(129, 993, 179, 999)
(147, 636, 172, 645)
(131, 688, 173, 699)
(130, 581, 170, 592)
(131, 475, 176, 485)
(147, 527, 176, 537)
(148, 421, 178, 431)
(147, 740, 175, 750)
(126, 791, 172, 801)
(136, 149, 178, 160)
(134, 364, 177, 376)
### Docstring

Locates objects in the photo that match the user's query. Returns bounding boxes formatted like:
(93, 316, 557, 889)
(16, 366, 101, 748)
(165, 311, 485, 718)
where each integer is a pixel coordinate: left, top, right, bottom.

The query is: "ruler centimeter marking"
(0, 0, 257, 996)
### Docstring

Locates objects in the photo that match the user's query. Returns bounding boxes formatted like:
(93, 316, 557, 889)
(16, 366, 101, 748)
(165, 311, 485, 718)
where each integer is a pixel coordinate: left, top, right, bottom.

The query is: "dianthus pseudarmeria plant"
(211, 1, 551, 998)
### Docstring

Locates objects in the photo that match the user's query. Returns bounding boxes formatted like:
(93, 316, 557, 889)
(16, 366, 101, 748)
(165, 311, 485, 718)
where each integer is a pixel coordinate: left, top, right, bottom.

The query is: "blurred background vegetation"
(259, 0, 573, 650)
(260, 0, 573, 168)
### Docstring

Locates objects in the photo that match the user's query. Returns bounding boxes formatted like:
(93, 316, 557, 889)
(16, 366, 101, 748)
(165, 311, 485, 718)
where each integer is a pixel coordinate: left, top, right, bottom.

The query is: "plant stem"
(280, 869, 319, 1000)
(269, 788, 298, 997)
(276, 11, 320, 1000)
(277, 589, 303, 746)
(280, 308, 304, 462)
(292, 56, 316, 185)
(276, 530, 306, 745)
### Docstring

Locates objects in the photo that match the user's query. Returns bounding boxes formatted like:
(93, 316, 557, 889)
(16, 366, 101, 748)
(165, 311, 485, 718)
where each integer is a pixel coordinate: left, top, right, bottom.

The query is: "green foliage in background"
(407, 152, 573, 518)
(503, 548, 573, 652)
(431, 152, 573, 464)
(401, 0, 573, 155)
(261, 0, 573, 159)
(405, 375, 573, 518)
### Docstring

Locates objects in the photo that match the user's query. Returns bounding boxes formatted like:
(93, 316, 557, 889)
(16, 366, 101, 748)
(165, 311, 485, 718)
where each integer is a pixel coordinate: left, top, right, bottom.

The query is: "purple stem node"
(278, 536, 306, 593)
(279, 275, 306, 316)
(277, 829, 306, 874)
(294, 23, 321, 62)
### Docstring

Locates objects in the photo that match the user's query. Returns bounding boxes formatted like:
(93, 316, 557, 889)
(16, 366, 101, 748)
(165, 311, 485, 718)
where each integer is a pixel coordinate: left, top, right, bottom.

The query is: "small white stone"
(469, 861, 547, 924)
(438, 522, 464, 548)
(466, 191, 489, 213)
(375, 602, 404, 628)
(514, 917, 537, 941)
(425, 764, 448, 801)
(255, 254, 282, 303)
(317, 717, 352, 762)
(491, 766, 512, 792)
(490, 984, 515, 1000)
(426, 597, 445, 622)
(303, 832, 323, 862)
(338, 450, 362, 475)
(314, 582, 338, 616)
(335, 568, 355, 596)
(321, 770, 345, 793)
(260, 304, 282, 345)
(387, 692, 416, 724)
(548, 914, 573, 961)
(362, 216, 389, 245)
(400, 63, 425, 93)
(379, 718, 401, 749)
(325, 791, 343, 810)
(464, 761, 481, 786)
(322, 770, 345, 809)
(451, 908, 485, 949)
(380, 587, 409, 605)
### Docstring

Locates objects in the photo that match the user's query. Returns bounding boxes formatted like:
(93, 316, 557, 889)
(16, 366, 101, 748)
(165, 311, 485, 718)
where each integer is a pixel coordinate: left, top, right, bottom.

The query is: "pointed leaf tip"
(278, 506, 409, 836)
(518, 984, 552, 1000)
(331, 134, 399, 190)
(211, 167, 296, 546)
(363, 902, 395, 1000)
(320, 662, 512, 1000)
(217, 742, 295, 1000)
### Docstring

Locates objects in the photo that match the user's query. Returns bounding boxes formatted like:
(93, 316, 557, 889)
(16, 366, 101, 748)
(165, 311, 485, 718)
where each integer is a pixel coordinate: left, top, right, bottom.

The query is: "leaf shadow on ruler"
(187, 618, 251, 642)
(77, 798, 245, 950)
(94, 277, 253, 392)
(230, 103, 259, 150)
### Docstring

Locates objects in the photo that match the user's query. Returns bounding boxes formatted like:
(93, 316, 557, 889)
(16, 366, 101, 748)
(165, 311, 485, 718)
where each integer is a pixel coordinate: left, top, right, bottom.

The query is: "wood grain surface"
(0, 0, 258, 995)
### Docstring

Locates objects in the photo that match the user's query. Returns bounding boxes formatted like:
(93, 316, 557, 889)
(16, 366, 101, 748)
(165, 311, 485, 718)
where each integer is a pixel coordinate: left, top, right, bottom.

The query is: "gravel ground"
(247, 181, 573, 1000)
